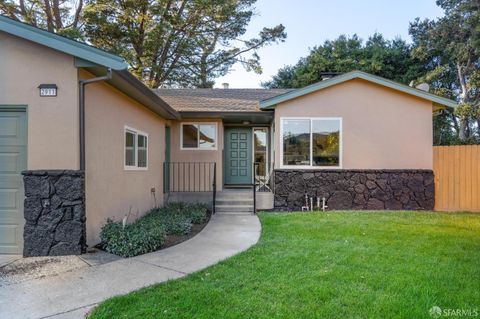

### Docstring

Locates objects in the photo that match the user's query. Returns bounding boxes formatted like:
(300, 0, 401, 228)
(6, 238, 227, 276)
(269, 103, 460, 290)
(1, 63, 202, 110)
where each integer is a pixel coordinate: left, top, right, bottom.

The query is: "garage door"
(0, 109, 27, 254)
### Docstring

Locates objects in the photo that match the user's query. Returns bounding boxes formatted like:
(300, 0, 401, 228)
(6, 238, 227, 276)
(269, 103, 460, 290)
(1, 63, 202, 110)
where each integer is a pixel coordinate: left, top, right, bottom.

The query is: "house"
(0, 16, 457, 256)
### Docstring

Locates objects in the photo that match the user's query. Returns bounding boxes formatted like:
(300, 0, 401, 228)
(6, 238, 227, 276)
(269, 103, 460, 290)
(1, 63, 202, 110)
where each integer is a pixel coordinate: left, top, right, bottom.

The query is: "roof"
(259, 70, 458, 109)
(0, 15, 127, 70)
(0, 15, 179, 119)
(156, 88, 293, 112)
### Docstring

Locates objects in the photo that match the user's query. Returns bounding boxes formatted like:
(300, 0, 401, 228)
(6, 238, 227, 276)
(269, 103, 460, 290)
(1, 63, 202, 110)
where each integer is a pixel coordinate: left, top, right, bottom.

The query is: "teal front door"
(0, 108, 27, 254)
(224, 128, 253, 185)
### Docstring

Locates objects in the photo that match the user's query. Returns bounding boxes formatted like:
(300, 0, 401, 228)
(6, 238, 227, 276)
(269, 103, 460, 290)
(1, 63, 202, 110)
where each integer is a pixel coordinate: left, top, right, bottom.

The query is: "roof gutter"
(79, 68, 112, 171)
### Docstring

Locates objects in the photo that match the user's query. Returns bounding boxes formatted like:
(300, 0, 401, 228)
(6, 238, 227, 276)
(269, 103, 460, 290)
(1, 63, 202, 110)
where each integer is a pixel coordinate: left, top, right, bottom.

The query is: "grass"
(90, 211, 480, 319)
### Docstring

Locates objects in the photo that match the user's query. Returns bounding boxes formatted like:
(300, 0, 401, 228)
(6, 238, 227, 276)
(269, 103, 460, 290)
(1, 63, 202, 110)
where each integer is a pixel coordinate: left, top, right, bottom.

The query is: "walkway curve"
(0, 214, 261, 319)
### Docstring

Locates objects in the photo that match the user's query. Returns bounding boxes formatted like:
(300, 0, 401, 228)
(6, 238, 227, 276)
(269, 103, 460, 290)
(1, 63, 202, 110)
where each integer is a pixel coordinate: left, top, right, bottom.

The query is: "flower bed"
(99, 203, 210, 257)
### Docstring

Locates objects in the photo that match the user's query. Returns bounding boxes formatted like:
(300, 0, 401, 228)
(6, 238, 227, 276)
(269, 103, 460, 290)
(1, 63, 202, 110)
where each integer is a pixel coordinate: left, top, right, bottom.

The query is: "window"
(181, 123, 217, 150)
(281, 118, 341, 168)
(254, 128, 268, 176)
(124, 127, 148, 169)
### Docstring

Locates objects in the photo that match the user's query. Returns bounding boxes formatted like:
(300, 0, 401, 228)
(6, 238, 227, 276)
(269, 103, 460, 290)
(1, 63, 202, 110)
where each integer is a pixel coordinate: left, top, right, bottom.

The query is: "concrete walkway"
(0, 214, 261, 319)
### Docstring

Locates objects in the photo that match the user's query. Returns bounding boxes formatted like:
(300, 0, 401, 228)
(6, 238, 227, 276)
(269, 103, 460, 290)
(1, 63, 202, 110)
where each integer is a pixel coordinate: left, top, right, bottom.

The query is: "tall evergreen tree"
(83, 0, 286, 88)
(262, 34, 423, 88)
(409, 0, 480, 143)
(0, 0, 84, 39)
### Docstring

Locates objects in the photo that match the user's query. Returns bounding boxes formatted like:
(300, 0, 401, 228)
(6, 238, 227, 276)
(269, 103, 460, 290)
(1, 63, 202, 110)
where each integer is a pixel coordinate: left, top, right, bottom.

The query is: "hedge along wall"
(22, 170, 86, 256)
(274, 170, 434, 211)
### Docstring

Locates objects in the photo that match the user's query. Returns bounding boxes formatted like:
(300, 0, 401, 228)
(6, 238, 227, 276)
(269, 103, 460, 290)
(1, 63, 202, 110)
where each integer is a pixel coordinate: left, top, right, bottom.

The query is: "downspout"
(79, 68, 112, 170)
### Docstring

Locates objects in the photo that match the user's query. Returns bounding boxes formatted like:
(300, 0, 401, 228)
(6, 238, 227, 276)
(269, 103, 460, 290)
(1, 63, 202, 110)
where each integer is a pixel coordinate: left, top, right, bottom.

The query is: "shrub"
(155, 202, 209, 234)
(162, 213, 192, 235)
(100, 218, 166, 258)
(100, 202, 210, 257)
(184, 203, 209, 224)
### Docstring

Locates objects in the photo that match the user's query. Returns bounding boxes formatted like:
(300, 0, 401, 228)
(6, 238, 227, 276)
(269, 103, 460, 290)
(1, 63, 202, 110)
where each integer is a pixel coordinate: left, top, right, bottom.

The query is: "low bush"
(100, 202, 209, 257)
(162, 213, 192, 235)
(185, 203, 209, 224)
(100, 218, 166, 258)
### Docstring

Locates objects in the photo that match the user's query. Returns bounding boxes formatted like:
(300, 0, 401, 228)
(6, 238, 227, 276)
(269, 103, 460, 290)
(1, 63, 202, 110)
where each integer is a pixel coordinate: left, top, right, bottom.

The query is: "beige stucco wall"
(274, 79, 433, 170)
(0, 31, 79, 169)
(169, 119, 224, 190)
(82, 70, 166, 245)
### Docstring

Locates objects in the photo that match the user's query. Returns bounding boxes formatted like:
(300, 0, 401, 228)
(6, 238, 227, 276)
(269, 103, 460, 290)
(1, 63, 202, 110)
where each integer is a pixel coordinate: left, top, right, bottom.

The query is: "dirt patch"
(163, 220, 209, 249)
(0, 256, 89, 286)
(1, 258, 57, 276)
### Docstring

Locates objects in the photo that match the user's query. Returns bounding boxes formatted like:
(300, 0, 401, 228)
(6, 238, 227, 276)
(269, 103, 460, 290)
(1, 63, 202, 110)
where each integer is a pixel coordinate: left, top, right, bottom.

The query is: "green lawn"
(90, 211, 480, 319)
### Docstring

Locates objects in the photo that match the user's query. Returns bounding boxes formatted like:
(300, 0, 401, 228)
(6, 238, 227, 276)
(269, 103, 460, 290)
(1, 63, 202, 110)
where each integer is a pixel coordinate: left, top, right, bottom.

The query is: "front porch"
(165, 110, 276, 212)
(163, 162, 274, 213)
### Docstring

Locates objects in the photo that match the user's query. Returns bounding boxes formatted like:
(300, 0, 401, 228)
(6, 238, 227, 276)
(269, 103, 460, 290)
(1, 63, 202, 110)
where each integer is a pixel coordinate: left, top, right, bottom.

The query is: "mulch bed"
(163, 217, 210, 249)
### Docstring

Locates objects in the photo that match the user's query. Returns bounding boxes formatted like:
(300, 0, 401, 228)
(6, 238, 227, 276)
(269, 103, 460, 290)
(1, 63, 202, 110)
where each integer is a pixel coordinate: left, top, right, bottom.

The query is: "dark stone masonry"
(274, 170, 434, 211)
(22, 170, 86, 257)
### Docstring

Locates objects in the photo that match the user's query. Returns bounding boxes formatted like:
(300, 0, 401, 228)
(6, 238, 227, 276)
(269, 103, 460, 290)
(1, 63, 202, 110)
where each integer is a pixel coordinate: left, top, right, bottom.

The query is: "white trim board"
(180, 122, 218, 151)
(124, 125, 149, 171)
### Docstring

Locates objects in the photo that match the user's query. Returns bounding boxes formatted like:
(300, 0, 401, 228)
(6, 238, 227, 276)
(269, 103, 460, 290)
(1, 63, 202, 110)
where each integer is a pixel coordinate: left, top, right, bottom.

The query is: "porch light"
(38, 84, 57, 97)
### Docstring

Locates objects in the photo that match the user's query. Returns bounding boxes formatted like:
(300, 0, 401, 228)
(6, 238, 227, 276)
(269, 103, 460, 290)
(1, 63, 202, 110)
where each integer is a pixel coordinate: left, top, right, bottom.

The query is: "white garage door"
(0, 108, 27, 254)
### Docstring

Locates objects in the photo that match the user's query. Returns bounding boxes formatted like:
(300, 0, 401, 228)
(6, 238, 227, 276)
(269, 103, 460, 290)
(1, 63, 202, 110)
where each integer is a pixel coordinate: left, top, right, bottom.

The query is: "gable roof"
(0, 15, 180, 119)
(0, 15, 127, 70)
(156, 88, 292, 112)
(259, 70, 458, 109)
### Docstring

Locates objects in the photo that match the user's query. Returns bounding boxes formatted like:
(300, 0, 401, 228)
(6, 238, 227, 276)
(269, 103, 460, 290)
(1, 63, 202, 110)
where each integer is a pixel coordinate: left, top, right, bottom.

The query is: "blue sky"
(215, 0, 444, 88)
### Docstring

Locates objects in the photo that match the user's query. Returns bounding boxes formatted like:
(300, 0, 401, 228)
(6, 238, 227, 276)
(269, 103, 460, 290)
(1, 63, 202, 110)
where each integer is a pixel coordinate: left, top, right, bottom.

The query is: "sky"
(214, 0, 445, 88)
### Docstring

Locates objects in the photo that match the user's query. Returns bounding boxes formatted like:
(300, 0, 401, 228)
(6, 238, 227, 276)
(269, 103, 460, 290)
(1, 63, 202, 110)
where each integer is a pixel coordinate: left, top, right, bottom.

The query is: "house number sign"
(38, 84, 58, 97)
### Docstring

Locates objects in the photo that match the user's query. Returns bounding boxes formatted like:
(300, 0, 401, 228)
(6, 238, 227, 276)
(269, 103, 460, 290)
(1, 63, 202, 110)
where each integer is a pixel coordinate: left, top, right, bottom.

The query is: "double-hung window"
(124, 126, 148, 169)
(181, 123, 217, 150)
(281, 117, 342, 168)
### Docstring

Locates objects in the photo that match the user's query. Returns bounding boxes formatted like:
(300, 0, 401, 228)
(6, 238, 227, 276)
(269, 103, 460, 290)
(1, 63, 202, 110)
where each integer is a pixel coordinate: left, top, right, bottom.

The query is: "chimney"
(320, 72, 341, 81)
(415, 83, 430, 92)
(222, 83, 229, 89)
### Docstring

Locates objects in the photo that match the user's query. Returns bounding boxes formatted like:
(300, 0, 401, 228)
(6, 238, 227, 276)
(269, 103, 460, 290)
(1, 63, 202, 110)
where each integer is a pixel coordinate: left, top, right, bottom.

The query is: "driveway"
(0, 214, 261, 319)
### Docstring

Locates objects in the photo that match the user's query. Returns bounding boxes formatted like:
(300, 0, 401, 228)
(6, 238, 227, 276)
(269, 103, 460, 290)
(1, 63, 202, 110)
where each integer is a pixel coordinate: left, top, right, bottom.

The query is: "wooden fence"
(433, 145, 480, 212)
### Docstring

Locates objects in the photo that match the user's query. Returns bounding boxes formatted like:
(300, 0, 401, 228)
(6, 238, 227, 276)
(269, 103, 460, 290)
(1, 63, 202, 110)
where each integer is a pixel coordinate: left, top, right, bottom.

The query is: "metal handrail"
(212, 162, 216, 215)
(253, 162, 258, 214)
(163, 162, 216, 193)
(254, 162, 274, 192)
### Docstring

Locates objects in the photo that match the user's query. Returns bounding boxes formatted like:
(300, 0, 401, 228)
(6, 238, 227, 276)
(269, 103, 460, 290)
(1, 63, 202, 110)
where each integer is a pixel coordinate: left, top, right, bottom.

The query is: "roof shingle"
(155, 88, 292, 112)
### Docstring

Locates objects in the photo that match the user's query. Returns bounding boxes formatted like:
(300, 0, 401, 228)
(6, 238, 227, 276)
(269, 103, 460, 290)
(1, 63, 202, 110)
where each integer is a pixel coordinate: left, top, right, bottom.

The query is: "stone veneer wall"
(274, 170, 434, 211)
(22, 170, 86, 256)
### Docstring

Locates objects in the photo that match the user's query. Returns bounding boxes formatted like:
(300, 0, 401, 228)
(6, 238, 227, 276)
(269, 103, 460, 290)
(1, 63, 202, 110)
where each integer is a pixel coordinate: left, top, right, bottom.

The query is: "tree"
(263, 33, 423, 88)
(83, 0, 286, 88)
(0, 0, 84, 39)
(409, 0, 480, 143)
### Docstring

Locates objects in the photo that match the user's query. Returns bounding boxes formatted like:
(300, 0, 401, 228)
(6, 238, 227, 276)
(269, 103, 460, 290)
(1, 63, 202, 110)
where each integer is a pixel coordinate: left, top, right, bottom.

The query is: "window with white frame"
(124, 127, 148, 169)
(181, 123, 217, 150)
(281, 118, 341, 168)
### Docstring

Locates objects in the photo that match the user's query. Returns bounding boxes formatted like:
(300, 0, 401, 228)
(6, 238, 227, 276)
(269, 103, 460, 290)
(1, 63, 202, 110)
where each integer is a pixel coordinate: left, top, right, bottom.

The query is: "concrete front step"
(216, 190, 253, 199)
(216, 212, 254, 216)
(216, 205, 253, 213)
(216, 199, 253, 206)
(215, 195, 253, 201)
(215, 190, 255, 214)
